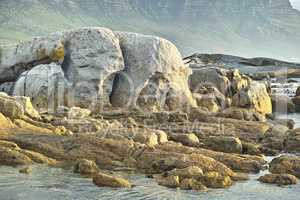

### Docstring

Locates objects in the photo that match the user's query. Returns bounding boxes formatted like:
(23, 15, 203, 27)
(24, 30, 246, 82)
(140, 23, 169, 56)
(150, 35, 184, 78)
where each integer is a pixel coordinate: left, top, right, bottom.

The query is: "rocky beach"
(0, 27, 300, 199)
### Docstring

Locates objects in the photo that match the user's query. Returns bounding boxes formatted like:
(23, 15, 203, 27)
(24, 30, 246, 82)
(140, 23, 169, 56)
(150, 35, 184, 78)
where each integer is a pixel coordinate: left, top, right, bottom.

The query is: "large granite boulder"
(232, 82, 272, 115)
(3, 27, 125, 111)
(110, 32, 196, 111)
(58, 27, 124, 109)
(13, 63, 65, 113)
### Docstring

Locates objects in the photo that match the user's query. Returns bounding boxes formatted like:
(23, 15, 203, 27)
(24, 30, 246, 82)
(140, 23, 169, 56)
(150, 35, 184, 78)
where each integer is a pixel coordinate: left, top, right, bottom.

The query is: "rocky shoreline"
(0, 27, 300, 191)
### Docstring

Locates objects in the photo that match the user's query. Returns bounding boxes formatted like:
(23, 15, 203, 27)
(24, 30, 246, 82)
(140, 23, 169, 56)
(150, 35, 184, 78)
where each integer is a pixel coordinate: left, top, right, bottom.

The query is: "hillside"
(1, 0, 300, 61)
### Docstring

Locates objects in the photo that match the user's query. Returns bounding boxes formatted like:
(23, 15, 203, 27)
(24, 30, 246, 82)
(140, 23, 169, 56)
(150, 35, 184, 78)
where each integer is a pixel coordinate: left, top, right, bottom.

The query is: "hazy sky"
(290, 0, 300, 10)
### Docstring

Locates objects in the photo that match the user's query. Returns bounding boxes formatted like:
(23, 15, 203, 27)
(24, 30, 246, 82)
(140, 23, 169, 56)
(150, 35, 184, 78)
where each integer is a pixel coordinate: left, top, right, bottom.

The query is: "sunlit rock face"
(1, 0, 300, 61)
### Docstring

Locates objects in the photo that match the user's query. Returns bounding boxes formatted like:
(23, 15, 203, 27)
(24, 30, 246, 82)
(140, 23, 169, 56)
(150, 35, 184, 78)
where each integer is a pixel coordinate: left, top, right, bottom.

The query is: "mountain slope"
(1, 0, 300, 62)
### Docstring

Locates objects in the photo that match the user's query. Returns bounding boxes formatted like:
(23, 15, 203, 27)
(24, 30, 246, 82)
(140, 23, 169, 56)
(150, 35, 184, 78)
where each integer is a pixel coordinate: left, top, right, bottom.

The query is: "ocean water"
(1, 79, 299, 200)
(0, 164, 299, 200)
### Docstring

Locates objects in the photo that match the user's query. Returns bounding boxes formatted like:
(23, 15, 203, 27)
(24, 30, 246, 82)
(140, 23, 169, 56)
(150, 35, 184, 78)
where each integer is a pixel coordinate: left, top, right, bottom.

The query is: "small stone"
(258, 174, 298, 186)
(93, 172, 131, 188)
(167, 166, 204, 179)
(169, 133, 200, 147)
(74, 159, 98, 175)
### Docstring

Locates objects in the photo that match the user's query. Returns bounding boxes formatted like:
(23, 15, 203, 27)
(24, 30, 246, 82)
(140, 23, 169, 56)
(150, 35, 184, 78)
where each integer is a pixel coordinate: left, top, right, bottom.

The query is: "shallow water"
(275, 113, 300, 128)
(0, 164, 299, 200)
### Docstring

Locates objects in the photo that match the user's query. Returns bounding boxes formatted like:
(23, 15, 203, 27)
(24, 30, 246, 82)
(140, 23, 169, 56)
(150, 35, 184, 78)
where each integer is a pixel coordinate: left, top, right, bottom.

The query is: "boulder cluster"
(0, 27, 299, 190)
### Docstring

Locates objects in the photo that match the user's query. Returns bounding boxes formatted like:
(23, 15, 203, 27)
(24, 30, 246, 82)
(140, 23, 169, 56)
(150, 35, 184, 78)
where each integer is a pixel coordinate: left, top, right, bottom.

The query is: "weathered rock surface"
(0, 94, 25, 119)
(0, 37, 64, 84)
(59, 27, 125, 109)
(157, 142, 265, 173)
(217, 107, 265, 122)
(232, 81, 272, 115)
(169, 133, 200, 147)
(269, 156, 300, 178)
(0, 147, 33, 166)
(0, 113, 14, 129)
(189, 67, 231, 95)
(110, 32, 196, 111)
(258, 174, 298, 186)
(203, 136, 243, 154)
(0, 92, 40, 119)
